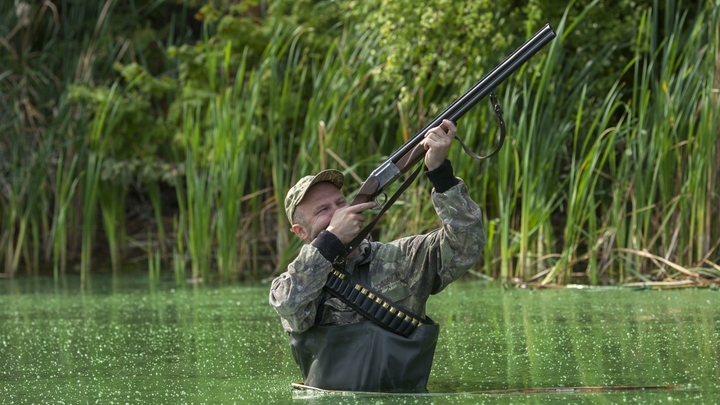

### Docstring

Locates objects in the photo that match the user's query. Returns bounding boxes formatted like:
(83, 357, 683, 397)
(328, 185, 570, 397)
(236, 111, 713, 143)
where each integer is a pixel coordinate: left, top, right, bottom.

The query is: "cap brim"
(308, 169, 344, 191)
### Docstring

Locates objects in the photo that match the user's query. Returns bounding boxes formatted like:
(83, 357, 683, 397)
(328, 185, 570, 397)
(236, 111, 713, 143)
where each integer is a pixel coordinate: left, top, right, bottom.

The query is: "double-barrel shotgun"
(342, 23, 557, 256)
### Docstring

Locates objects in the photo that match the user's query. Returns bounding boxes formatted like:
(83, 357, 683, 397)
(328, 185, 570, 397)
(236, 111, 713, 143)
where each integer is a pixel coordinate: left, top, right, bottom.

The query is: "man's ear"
(291, 223, 310, 242)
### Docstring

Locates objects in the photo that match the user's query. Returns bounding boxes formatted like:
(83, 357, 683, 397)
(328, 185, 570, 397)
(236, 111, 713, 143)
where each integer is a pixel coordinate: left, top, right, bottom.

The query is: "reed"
(145, 180, 167, 261)
(147, 228, 160, 283)
(172, 216, 186, 285)
(181, 108, 214, 282)
(78, 82, 123, 284)
(51, 152, 80, 279)
(99, 182, 126, 274)
(445, 1, 606, 281)
(265, 26, 304, 269)
(1, 96, 44, 278)
(210, 46, 257, 281)
(542, 83, 625, 284)
(263, 26, 399, 268)
(1, 0, 129, 281)
(173, 30, 274, 280)
(2, 146, 29, 276)
(80, 151, 101, 285)
(600, 1, 719, 282)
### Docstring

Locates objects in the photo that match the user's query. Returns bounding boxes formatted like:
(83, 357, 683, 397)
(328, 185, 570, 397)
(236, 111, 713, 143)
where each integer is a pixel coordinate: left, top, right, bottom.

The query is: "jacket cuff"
(426, 159, 459, 193)
(311, 230, 346, 263)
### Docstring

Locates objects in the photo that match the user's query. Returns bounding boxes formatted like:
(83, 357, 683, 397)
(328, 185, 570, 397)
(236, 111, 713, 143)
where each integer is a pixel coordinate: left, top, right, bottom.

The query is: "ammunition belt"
(323, 269, 433, 338)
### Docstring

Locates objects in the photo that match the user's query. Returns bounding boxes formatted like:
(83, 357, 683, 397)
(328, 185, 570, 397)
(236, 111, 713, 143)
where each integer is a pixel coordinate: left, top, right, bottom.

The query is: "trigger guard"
(374, 193, 387, 208)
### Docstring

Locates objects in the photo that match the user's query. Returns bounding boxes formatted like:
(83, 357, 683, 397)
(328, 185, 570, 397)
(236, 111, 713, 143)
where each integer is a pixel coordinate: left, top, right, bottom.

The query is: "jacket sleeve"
(380, 162, 485, 304)
(423, 177, 486, 293)
(269, 230, 344, 333)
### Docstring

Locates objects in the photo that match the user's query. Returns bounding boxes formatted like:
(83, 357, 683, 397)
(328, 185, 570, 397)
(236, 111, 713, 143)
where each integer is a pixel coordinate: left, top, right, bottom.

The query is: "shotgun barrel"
(388, 23, 557, 164)
(351, 23, 556, 205)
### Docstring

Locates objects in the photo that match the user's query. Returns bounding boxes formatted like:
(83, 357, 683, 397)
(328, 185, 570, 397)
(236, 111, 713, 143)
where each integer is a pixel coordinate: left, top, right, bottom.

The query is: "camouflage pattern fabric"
(269, 179, 485, 333)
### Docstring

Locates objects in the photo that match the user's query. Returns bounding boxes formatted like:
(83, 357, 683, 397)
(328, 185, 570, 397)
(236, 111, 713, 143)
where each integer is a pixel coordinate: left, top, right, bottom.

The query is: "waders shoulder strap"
(323, 264, 433, 338)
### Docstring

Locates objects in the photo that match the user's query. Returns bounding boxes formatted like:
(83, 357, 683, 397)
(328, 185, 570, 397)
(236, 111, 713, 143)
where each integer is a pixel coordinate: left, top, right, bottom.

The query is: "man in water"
(269, 119, 485, 391)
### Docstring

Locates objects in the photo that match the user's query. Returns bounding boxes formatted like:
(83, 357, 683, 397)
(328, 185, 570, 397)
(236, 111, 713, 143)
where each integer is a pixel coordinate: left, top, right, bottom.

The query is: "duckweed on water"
(1, 276, 719, 404)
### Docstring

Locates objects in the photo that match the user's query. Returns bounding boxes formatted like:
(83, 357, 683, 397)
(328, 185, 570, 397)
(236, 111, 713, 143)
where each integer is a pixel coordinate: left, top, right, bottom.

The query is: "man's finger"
(442, 119, 456, 134)
(428, 127, 446, 138)
(424, 134, 438, 145)
(348, 201, 376, 212)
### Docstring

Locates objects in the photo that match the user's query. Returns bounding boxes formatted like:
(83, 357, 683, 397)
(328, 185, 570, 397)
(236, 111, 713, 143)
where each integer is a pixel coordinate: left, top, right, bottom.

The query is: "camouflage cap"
(285, 169, 345, 225)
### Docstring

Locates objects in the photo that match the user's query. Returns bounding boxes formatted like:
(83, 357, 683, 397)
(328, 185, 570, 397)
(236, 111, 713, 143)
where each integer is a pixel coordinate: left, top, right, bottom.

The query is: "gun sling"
(343, 92, 506, 257)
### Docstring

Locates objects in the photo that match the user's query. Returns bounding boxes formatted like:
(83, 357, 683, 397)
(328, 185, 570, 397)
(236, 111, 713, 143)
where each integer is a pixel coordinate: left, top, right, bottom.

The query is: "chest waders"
(288, 262, 440, 392)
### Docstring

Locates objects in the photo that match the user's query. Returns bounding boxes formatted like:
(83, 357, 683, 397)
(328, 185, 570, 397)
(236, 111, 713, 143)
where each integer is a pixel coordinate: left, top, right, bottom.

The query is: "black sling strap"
(342, 163, 425, 258)
(322, 265, 434, 338)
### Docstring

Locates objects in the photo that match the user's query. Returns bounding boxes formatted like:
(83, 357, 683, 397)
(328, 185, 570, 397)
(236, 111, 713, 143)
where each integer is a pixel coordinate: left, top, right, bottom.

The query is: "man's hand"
(421, 119, 456, 171)
(326, 201, 376, 244)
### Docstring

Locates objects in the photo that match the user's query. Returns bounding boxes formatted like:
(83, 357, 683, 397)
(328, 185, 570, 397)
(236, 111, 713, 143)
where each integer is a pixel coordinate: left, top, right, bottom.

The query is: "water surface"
(1, 276, 718, 404)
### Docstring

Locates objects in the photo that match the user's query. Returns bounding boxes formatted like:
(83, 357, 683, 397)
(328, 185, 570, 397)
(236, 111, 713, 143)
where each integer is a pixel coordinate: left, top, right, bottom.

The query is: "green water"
(1, 276, 719, 404)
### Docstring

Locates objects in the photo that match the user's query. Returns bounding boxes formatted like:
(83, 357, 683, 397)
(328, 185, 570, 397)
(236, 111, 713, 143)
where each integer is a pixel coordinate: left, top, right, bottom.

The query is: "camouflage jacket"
(270, 167, 485, 333)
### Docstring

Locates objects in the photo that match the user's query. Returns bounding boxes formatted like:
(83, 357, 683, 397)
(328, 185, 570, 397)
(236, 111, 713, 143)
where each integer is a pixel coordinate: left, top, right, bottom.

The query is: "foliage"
(68, 66, 172, 161)
(0, 0, 718, 286)
(340, 0, 651, 103)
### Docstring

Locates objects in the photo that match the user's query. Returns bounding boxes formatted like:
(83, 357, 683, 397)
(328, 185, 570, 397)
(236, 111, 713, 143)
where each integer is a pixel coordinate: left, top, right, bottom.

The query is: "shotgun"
(351, 23, 557, 207)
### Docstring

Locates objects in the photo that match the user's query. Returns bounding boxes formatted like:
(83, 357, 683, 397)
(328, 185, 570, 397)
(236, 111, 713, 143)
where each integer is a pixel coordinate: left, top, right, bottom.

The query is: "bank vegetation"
(0, 0, 718, 286)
